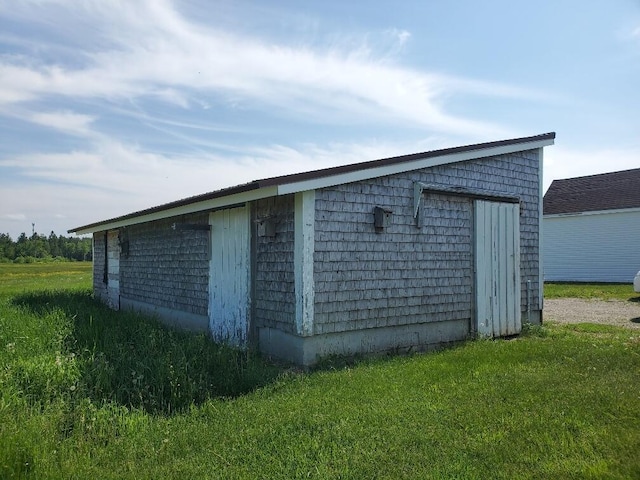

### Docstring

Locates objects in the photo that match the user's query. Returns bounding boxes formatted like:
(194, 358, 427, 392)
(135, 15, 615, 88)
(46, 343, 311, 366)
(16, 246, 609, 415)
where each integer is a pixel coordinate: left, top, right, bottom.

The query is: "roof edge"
(69, 132, 555, 234)
(260, 132, 555, 188)
(544, 206, 640, 218)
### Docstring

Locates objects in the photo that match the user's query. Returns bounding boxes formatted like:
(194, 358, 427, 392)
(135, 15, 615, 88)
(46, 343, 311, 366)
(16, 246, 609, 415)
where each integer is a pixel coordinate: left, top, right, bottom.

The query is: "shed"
(543, 168, 640, 282)
(70, 132, 555, 366)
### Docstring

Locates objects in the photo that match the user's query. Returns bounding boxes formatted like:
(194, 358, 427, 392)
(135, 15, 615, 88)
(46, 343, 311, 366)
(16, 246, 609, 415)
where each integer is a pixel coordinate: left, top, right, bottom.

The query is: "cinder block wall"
(313, 150, 541, 334)
(254, 195, 296, 333)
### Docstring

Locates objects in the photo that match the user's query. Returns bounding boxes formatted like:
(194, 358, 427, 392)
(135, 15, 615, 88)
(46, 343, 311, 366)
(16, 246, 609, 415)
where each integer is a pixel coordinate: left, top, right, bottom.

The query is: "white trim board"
(72, 137, 554, 234)
(71, 186, 278, 235)
(544, 206, 640, 219)
(277, 138, 553, 195)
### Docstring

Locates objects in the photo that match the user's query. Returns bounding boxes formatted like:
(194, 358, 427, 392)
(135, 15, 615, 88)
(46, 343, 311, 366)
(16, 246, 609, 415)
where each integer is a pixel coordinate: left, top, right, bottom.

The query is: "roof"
(543, 167, 640, 215)
(70, 132, 555, 234)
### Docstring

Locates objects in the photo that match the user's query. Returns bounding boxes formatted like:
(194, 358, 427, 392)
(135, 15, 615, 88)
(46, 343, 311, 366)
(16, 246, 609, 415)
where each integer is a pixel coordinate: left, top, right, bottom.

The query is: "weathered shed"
(543, 168, 640, 282)
(70, 132, 555, 365)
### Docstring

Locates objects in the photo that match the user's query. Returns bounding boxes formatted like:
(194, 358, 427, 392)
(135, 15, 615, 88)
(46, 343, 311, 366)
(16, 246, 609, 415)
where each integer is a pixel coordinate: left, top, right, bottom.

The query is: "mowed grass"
(1, 265, 639, 479)
(544, 281, 640, 301)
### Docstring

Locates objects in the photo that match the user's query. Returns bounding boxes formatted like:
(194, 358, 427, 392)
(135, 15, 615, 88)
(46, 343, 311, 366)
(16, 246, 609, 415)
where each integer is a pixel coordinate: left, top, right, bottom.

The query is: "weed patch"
(8, 290, 282, 414)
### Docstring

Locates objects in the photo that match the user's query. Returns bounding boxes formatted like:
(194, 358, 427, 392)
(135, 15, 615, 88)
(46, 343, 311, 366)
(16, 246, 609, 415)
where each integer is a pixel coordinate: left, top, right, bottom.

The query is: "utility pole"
(32, 223, 35, 236)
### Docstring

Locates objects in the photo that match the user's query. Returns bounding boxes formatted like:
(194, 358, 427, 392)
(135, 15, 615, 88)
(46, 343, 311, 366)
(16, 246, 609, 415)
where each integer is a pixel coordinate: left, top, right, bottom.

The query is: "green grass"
(0, 262, 93, 295)
(1, 265, 639, 478)
(544, 281, 640, 301)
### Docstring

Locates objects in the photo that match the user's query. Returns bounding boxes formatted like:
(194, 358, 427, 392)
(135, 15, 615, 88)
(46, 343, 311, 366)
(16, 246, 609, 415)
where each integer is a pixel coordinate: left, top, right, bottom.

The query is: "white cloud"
(0, 0, 542, 138)
(0, 132, 447, 236)
(29, 111, 96, 137)
(0, 0, 566, 239)
(2, 213, 27, 221)
(394, 29, 411, 46)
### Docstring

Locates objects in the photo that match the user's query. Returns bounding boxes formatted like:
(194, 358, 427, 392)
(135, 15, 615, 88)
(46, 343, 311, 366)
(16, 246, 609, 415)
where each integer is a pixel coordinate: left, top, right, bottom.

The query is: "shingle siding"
(92, 232, 107, 302)
(254, 195, 296, 333)
(118, 213, 210, 316)
(313, 149, 541, 334)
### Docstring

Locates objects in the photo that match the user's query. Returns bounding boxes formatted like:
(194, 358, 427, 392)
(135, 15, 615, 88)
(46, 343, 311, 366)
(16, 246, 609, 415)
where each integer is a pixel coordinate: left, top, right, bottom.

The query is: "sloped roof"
(544, 167, 640, 215)
(70, 132, 555, 234)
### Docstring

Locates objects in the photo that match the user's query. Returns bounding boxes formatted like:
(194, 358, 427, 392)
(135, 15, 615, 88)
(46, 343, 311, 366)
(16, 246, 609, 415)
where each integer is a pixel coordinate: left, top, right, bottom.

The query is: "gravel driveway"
(544, 298, 640, 330)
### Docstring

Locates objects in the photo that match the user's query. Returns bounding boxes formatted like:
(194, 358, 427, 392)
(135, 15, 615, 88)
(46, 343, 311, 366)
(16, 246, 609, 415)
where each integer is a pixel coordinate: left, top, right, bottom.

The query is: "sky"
(0, 0, 639, 240)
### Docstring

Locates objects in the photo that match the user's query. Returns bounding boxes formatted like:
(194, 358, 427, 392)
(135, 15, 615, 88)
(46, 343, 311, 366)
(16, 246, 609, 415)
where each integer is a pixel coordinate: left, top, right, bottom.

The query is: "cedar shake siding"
(119, 213, 210, 317)
(254, 195, 296, 334)
(313, 149, 542, 335)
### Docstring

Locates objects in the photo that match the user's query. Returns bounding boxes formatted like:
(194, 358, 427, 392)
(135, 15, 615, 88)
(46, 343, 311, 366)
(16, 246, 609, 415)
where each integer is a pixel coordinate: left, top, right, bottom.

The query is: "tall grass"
(1, 265, 639, 478)
(8, 290, 281, 414)
(0, 264, 283, 477)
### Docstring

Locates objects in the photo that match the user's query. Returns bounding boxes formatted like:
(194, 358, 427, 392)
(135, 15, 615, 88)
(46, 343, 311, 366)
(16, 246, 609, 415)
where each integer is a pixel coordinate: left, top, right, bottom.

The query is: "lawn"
(1, 265, 639, 479)
(544, 281, 640, 301)
(0, 262, 93, 296)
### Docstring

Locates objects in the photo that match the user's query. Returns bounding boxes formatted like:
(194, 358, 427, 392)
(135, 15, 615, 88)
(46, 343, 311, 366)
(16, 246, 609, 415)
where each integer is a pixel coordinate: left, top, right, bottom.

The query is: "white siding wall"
(543, 209, 640, 282)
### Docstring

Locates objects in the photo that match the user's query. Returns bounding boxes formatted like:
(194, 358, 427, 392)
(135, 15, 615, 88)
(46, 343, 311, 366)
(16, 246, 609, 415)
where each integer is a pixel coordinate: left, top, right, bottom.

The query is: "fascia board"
(544, 206, 640, 219)
(277, 138, 554, 195)
(71, 186, 279, 234)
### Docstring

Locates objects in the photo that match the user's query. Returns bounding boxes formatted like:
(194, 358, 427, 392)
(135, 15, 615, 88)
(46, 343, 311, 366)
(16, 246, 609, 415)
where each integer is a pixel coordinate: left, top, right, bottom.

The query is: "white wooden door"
(209, 206, 250, 347)
(106, 230, 120, 310)
(475, 201, 521, 337)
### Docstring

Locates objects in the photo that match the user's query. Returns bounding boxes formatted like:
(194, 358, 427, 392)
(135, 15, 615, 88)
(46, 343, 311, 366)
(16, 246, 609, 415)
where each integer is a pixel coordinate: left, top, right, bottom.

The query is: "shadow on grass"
(628, 296, 640, 303)
(11, 290, 284, 415)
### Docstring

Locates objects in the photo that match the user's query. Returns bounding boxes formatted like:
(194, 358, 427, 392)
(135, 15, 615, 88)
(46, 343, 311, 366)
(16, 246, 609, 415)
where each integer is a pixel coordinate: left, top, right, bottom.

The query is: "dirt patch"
(544, 298, 640, 330)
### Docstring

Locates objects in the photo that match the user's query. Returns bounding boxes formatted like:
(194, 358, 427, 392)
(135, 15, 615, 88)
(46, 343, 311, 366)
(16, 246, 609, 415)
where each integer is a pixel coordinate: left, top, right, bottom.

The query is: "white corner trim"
(538, 147, 544, 310)
(294, 190, 315, 336)
(277, 138, 554, 195)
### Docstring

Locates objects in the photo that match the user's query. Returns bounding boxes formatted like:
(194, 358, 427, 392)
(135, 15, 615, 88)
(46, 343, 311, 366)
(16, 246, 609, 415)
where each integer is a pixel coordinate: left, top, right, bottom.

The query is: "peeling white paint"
(294, 190, 315, 336)
(209, 206, 250, 346)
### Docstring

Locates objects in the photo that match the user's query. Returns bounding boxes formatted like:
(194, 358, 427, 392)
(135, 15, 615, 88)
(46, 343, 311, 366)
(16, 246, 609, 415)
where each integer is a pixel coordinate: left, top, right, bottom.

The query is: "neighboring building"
(70, 132, 555, 366)
(543, 168, 640, 282)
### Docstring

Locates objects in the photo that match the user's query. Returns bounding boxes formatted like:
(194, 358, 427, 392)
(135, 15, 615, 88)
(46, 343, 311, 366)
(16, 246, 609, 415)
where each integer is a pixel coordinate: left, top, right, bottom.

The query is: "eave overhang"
(69, 132, 555, 235)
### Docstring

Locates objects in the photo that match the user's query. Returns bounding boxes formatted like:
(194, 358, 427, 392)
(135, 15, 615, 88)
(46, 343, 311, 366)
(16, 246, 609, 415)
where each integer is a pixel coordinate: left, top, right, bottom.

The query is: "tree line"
(0, 232, 92, 263)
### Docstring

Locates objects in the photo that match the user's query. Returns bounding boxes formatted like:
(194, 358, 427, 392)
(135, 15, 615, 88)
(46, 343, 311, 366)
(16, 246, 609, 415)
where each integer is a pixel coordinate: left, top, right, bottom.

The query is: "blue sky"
(1, 0, 638, 239)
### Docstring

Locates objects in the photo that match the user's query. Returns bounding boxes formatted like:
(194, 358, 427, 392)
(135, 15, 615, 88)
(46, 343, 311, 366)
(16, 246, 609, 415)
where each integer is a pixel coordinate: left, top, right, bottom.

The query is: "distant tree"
(0, 233, 15, 260)
(48, 231, 61, 257)
(0, 231, 92, 262)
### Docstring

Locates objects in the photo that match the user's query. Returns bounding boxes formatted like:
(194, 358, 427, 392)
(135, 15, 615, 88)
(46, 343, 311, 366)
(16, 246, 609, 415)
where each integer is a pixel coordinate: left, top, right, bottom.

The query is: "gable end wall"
(313, 149, 541, 335)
